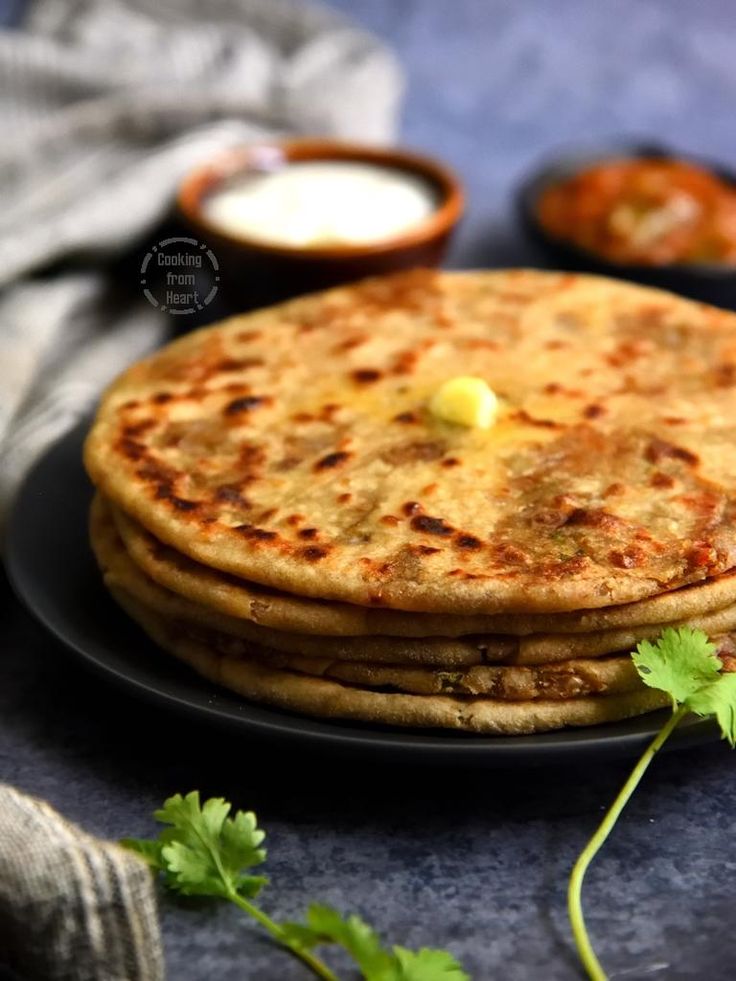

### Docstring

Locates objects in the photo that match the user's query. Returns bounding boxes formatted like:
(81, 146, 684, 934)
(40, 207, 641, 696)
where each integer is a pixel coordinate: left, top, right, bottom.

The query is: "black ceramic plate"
(5, 423, 718, 765)
(516, 139, 736, 309)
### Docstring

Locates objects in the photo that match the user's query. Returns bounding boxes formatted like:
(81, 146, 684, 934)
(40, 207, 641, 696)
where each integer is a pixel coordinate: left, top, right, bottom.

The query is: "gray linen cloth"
(0, 0, 401, 526)
(0, 784, 163, 980)
(0, 1, 400, 976)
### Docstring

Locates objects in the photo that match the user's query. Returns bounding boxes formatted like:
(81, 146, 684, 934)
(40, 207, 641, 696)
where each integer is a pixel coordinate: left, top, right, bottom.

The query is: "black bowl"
(516, 140, 736, 310)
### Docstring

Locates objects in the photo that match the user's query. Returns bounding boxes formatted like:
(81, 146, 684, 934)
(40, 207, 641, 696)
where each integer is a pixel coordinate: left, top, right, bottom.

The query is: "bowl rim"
(516, 138, 736, 281)
(177, 138, 465, 261)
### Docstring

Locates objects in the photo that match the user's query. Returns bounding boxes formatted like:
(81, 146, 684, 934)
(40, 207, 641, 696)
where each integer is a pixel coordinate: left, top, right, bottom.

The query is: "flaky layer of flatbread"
(93, 494, 736, 669)
(111, 500, 736, 637)
(109, 586, 669, 734)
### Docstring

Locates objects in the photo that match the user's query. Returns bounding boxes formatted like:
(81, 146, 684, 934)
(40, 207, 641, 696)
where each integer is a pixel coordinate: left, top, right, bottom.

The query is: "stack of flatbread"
(84, 269, 736, 734)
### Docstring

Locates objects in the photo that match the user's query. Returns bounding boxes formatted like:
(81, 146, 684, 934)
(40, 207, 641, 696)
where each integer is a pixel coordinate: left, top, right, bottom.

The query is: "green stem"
(228, 892, 339, 981)
(568, 704, 688, 981)
(186, 818, 338, 980)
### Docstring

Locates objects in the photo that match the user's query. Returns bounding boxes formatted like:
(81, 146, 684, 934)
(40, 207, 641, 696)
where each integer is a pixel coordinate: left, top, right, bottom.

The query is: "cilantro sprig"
(123, 791, 467, 981)
(568, 626, 736, 981)
(121, 627, 735, 980)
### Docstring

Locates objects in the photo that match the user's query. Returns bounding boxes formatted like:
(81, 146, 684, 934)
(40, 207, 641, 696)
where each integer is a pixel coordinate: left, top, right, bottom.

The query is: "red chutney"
(537, 157, 736, 265)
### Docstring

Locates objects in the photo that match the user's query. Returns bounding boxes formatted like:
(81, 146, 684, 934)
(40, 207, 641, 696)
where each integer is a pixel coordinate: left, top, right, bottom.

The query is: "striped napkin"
(0, 785, 163, 981)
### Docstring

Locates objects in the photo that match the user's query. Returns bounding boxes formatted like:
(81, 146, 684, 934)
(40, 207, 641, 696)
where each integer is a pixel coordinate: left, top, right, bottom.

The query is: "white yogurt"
(203, 160, 438, 248)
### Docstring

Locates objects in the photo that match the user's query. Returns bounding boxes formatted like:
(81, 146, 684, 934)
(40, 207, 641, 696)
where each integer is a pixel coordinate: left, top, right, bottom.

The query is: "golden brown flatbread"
(92, 494, 511, 666)
(85, 269, 736, 614)
(110, 586, 669, 734)
(280, 653, 641, 699)
(93, 496, 644, 699)
(93, 494, 736, 669)
(111, 499, 736, 638)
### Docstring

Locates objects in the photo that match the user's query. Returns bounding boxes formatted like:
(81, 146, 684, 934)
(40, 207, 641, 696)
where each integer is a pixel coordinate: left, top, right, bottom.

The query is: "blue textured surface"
(3, 1, 736, 979)
(0, 0, 23, 27)
(327, 0, 736, 273)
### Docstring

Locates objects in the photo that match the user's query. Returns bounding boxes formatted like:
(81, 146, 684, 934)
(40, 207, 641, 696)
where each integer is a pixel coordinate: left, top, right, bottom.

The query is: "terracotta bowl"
(177, 138, 464, 307)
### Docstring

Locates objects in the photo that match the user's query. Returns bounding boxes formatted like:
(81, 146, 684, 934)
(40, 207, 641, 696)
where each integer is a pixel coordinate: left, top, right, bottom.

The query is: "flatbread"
(92, 494, 511, 666)
(276, 653, 641, 699)
(94, 497, 642, 697)
(170, 623, 643, 699)
(93, 495, 736, 668)
(110, 587, 669, 734)
(85, 269, 736, 614)
(111, 499, 736, 637)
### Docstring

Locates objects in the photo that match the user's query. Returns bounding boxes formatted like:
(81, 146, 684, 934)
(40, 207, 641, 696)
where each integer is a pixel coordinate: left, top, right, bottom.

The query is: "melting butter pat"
(429, 376, 498, 429)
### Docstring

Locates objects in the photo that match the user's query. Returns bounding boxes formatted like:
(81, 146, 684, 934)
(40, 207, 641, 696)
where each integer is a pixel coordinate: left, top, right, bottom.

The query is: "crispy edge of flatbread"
(93, 495, 736, 671)
(181, 628, 644, 699)
(109, 497, 736, 638)
(93, 495, 509, 667)
(108, 585, 669, 735)
(93, 499, 645, 696)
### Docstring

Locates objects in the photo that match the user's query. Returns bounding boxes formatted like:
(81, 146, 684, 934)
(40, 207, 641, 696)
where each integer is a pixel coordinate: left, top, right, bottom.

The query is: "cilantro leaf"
(571, 627, 736, 981)
(686, 672, 736, 746)
(631, 626, 736, 745)
(282, 904, 468, 981)
(390, 947, 470, 981)
(121, 838, 165, 870)
(632, 627, 720, 708)
(278, 920, 324, 950)
(283, 903, 393, 976)
(127, 791, 267, 899)
(124, 794, 468, 981)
